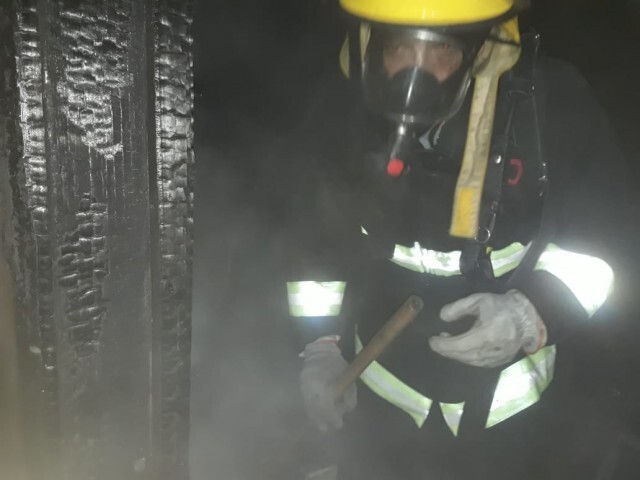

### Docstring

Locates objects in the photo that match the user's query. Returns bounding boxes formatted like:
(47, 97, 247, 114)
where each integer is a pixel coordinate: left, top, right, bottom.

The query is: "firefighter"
(287, 0, 631, 478)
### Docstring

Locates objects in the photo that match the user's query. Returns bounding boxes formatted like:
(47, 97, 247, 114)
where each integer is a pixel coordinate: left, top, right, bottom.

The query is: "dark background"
(190, 1, 640, 478)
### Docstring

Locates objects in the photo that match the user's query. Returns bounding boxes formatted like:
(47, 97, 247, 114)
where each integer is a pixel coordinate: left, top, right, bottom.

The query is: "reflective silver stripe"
(355, 334, 432, 427)
(390, 241, 528, 277)
(490, 242, 530, 277)
(535, 244, 614, 316)
(486, 345, 556, 428)
(421, 248, 463, 276)
(390, 243, 427, 273)
(391, 243, 462, 276)
(440, 401, 465, 436)
(356, 337, 555, 431)
(287, 281, 346, 317)
(390, 240, 614, 315)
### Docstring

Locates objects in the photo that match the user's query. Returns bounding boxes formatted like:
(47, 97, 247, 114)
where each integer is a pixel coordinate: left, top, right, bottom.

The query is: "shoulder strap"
(459, 32, 553, 437)
(506, 31, 556, 287)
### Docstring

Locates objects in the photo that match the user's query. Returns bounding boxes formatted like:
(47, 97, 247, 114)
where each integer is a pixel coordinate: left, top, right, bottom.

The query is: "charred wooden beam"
(0, 0, 194, 478)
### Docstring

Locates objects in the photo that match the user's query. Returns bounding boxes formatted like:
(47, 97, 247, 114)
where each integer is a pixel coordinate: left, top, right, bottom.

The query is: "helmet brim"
(345, 0, 530, 34)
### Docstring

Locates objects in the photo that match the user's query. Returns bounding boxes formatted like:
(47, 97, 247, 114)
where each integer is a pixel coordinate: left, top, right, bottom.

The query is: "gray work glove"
(300, 335, 357, 431)
(429, 290, 548, 368)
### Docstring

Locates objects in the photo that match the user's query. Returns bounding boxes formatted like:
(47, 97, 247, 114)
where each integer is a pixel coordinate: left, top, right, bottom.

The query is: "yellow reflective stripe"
(356, 335, 554, 431)
(535, 244, 614, 317)
(486, 346, 556, 428)
(422, 249, 462, 276)
(440, 401, 465, 436)
(390, 241, 528, 278)
(392, 241, 616, 313)
(356, 334, 432, 427)
(390, 244, 426, 273)
(491, 242, 529, 277)
(287, 281, 346, 317)
(390, 243, 461, 276)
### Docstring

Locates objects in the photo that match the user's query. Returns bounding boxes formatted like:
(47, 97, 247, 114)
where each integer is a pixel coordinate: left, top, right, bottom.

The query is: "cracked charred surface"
(2, 1, 194, 479)
(153, 0, 195, 475)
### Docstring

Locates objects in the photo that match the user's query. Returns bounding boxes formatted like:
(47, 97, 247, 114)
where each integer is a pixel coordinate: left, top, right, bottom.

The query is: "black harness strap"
(459, 104, 513, 286)
(457, 31, 553, 439)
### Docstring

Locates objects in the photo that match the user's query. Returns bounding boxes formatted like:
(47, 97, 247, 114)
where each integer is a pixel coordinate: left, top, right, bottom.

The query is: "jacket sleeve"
(285, 171, 368, 349)
(514, 57, 640, 343)
(283, 76, 362, 349)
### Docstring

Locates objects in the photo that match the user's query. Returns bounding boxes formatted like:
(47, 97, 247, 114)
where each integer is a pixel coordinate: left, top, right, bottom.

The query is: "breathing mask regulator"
(339, 0, 529, 241)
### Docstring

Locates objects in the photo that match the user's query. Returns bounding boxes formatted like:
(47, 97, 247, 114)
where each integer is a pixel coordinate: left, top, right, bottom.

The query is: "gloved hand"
(429, 290, 547, 368)
(300, 335, 357, 431)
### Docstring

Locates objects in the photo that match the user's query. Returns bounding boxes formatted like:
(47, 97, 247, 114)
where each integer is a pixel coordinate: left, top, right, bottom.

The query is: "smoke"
(188, 2, 331, 475)
(189, 135, 307, 479)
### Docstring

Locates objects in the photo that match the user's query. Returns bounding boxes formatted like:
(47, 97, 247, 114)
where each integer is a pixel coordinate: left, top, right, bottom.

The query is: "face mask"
(361, 27, 484, 176)
(385, 67, 465, 120)
(365, 54, 471, 129)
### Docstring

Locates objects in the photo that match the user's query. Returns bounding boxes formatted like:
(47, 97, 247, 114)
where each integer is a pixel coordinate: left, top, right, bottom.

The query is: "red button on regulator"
(387, 158, 405, 177)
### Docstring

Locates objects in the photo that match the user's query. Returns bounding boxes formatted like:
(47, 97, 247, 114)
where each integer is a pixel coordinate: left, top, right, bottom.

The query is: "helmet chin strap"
(449, 18, 522, 239)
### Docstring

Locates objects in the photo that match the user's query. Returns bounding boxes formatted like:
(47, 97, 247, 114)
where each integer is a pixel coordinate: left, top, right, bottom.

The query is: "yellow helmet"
(339, 0, 528, 28)
(338, 0, 527, 126)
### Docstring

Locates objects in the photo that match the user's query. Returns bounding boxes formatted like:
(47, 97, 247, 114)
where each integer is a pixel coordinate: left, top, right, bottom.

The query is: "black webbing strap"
(457, 31, 553, 439)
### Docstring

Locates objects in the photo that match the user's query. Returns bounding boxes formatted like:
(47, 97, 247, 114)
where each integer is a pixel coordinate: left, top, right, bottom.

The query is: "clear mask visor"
(363, 27, 477, 127)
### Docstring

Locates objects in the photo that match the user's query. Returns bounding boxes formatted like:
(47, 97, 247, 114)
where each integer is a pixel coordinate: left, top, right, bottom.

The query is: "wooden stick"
(331, 295, 424, 400)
